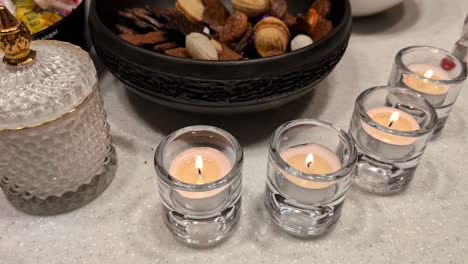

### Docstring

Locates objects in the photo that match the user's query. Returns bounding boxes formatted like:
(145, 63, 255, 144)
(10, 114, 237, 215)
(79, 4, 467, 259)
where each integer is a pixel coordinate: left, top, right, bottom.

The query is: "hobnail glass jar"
(0, 7, 116, 215)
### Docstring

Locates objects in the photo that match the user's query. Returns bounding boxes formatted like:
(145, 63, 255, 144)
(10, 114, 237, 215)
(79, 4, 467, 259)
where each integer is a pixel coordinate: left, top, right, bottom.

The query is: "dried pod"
(231, 0, 269, 18)
(291, 34, 313, 51)
(254, 17, 290, 57)
(186, 32, 219, 60)
(306, 8, 319, 29)
(165, 47, 190, 58)
(268, 0, 287, 19)
(311, 0, 332, 18)
(283, 13, 310, 35)
(221, 11, 248, 42)
(176, 0, 206, 22)
(310, 16, 333, 41)
(230, 23, 253, 52)
(202, 0, 230, 27)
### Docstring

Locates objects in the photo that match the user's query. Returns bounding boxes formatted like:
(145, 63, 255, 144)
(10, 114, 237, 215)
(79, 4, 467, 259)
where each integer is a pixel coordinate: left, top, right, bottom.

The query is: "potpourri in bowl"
(90, 0, 352, 113)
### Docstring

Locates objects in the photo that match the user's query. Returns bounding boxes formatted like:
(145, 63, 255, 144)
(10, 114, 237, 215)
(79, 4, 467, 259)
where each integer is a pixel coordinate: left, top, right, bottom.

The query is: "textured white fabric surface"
(1, 0, 468, 263)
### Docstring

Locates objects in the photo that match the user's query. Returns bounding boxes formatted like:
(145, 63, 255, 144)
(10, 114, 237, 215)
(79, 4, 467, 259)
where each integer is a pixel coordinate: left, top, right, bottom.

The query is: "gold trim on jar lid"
(0, 6, 36, 66)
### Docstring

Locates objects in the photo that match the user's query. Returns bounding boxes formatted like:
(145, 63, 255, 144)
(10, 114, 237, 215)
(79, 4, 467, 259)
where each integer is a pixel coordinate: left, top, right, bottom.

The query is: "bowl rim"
(91, 0, 351, 65)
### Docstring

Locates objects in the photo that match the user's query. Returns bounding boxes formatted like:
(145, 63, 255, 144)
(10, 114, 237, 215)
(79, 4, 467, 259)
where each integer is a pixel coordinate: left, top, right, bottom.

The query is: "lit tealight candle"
(362, 107, 421, 145)
(280, 143, 342, 189)
(403, 63, 450, 106)
(169, 147, 231, 199)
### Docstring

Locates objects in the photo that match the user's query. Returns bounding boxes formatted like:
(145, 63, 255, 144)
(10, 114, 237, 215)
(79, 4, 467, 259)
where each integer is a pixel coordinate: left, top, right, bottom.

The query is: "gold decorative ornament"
(0, 6, 36, 66)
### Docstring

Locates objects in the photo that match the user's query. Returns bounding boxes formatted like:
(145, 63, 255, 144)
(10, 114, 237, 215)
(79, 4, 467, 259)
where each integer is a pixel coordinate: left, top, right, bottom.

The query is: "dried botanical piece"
(220, 11, 249, 42)
(310, 16, 333, 41)
(283, 13, 310, 35)
(176, 0, 206, 22)
(254, 17, 290, 57)
(291, 34, 313, 51)
(231, 0, 269, 18)
(118, 9, 155, 30)
(219, 44, 243, 60)
(186, 32, 219, 60)
(268, 0, 287, 19)
(165, 47, 190, 58)
(266, 50, 286, 57)
(115, 24, 137, 35)
(311, 0, 332, 18)
(154, 42, 178, 51)
(202, 0, 230, 28)
(115, 0, 335, 60)
(230, 23, 253, 52)
(149, 7, 206, 35)
(119, 31, 167, 46)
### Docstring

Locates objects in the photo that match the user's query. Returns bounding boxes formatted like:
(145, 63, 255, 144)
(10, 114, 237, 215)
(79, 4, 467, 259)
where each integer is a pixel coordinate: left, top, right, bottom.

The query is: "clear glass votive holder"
(349, 86, 438, 195)
(389, 45, 467, 133)
(154, 126, 243, 247)
(265, 119, 358, 238)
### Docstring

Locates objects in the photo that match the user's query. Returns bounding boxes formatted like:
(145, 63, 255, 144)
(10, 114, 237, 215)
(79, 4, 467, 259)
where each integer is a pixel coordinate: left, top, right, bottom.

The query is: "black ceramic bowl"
(90, 0, 351, 113)
(32, 2, 86, 49)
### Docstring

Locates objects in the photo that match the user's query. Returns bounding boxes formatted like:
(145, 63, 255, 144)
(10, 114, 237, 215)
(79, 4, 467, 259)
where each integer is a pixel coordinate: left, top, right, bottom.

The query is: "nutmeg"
(254, 17, 290, 57)
(231, 0, 269, 18)
(291, 34, 313, 51)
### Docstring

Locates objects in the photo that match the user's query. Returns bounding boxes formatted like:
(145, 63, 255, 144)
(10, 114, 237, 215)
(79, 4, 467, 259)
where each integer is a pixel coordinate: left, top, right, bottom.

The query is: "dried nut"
(254, 17, 290, 57)
(186, 33, 219, 60)
(291, 34, 313, 51)
(176, 0, 205, 22)
(231, 0, 269, 17)
(211, 39, 224, 53)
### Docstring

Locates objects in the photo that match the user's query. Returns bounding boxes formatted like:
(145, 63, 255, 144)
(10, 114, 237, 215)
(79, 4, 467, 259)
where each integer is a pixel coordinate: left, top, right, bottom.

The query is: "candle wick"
(198, 168, 202, 175)
(307, 162, 312, 168)
(388, 120, 394, 128)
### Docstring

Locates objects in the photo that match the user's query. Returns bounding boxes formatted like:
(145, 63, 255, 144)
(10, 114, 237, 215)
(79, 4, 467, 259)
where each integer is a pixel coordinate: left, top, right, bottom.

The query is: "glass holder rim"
(395, 45, 468, 84)
(355, 86, 438, 137)
(154, 125, 243, 192)
(269, 119, 358, 182)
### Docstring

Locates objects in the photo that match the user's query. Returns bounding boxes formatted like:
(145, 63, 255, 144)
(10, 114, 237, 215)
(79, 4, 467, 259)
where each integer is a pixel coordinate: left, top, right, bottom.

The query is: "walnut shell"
(231, 0, 269, 17)
(254, 17, 290, 57)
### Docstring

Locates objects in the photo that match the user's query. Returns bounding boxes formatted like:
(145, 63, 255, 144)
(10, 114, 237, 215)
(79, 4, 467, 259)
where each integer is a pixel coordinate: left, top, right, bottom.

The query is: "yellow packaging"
(13, 0, 64, 34)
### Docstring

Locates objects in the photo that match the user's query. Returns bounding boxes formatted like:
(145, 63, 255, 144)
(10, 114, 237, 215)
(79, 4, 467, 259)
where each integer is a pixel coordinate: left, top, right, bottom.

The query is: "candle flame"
(424, 70, 434, 79)
(305, 153, 314, 168)
(195, 155, 203, 175)
(388, 111, 400, 128)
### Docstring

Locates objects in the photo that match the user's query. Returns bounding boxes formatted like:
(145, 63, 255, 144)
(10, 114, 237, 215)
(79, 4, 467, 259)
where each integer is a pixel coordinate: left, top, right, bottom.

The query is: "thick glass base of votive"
(353, 153, 420, 195)
(163, 198, 241, 247)
(264, 184, 344, 238)
(433, 112, 449, 136)
(0, 146, 117, 215)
